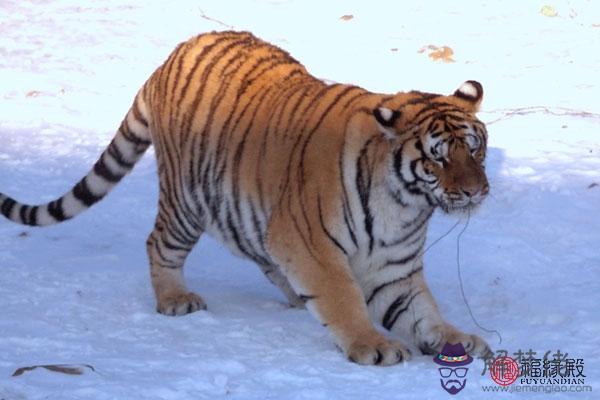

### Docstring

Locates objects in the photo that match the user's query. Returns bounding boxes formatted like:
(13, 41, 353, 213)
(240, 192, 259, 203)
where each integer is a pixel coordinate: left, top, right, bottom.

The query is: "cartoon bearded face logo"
(433, 343, 473, 395)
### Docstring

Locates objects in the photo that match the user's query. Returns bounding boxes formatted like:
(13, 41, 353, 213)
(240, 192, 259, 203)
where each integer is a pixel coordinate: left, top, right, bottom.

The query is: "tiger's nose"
(461, 184, 488, 200)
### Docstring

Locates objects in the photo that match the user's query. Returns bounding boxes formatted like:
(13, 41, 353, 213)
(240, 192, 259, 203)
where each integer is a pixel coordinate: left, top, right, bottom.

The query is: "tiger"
(0, 31, 492, 365)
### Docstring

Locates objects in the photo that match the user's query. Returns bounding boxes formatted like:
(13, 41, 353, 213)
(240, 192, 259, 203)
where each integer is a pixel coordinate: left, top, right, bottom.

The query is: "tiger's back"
(143, 31, 374, 261)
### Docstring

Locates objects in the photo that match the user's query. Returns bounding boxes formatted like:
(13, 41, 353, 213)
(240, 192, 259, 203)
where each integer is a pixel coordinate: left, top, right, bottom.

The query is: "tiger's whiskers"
(457, 209, 502, 344)
(410, 209, 502, 348)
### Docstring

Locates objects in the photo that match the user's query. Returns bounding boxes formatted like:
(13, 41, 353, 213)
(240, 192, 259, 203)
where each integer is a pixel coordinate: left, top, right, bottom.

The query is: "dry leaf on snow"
(12, 364, 96, 377)
(541, 5, 558, 17)
(339, 15, 353, 21)
(418, 45, 455, 63)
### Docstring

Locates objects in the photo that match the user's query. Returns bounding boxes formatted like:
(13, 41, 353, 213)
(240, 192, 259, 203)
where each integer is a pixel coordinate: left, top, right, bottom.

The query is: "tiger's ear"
(373, 107, 401, 139)
(453, 80, 483, 112)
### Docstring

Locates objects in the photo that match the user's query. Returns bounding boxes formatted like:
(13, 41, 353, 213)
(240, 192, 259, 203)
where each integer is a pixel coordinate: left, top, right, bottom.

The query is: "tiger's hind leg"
(146, 200, 205, 316)
(259, 264, 305, 308)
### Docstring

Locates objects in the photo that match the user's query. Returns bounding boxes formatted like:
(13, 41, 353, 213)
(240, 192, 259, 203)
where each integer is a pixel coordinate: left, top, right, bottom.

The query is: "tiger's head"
(374, 81, 488, 214)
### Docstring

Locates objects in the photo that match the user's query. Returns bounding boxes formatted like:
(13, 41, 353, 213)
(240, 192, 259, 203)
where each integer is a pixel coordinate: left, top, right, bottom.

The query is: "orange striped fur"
(1, 31, 492, 365)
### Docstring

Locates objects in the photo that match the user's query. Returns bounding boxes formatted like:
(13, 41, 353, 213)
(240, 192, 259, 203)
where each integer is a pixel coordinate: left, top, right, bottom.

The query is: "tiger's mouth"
(440, 203, 480, 215)
(438, 197, 485, 215)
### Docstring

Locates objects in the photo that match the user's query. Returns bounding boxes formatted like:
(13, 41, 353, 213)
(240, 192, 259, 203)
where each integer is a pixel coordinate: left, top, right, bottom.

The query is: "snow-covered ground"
(1, 1, 599, 399)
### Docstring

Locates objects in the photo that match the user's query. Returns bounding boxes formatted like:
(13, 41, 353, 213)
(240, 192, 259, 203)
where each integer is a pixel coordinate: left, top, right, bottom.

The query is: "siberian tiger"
(0, 31, 492, 365)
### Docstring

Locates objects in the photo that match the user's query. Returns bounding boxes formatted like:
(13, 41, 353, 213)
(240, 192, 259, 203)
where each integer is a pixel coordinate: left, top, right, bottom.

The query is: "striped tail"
(0, 99, 152, 227)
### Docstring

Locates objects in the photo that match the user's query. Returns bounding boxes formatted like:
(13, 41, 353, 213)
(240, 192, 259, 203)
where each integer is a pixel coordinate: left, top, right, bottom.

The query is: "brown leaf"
(12, 364, 95, 377)
(26, 90, 41, 98)
(340, 14, 354, 21)
(419, 45, 455, 63)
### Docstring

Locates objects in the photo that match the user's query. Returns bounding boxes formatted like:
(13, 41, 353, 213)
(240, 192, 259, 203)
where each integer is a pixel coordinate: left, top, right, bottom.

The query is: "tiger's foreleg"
(367, 268, 492, 358)
(267, 215, 411, 366)
(146, 198, 206, 316)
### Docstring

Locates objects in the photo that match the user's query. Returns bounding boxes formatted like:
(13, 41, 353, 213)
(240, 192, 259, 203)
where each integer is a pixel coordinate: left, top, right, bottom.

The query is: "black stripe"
(338, 134, 358, 246)
(379, 209, 431, 248)
(343, 206, 358, 247)
(132, 100, 149, 128)
(73, 178, 102, 207)
(162, 237, 191, 252)
(394, 143, 414, 183)
(1, 197, 16, 218)
(298, 294, 317, 302)
(277, 82, 314, 136)
(382, 292, 409, 329)
(249, 205, 268, 255)
(107, 142, 135, 169)
(47, 198, 67, 221)
(287, 193, 324, 267)
(19, 205, 28, 224)
(355, 136, 377, 254)
(414, 107, 463, 129)
(166, 41, 194, 133)
(412, 317, 424, 336)
(366, 266, 423, 304)
(403, 91, 438, 106)
(317, 195, 348, 256)
(28, 206, 38, 225)
(409, 158, 424, 184)
(383, 249, 420, 268)
(121, 123, 151, 147)
(163, 219, 195, 248)
(225, 207, 269, 266)
(152, 238, 179, 268)
(342, 91, 371, 110)
(159, 41, 186, 110)
(388, 187, 408, 207)
(162, 190, 198, 245)
(93, 157, 123, 183)
(382, 290, 422, 330)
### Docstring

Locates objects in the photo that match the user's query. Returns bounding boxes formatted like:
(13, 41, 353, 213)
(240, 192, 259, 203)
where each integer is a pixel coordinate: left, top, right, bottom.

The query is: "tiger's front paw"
(417, 323, 491, 359)
(345, 332, 411, 366)
(157, 291, 207, 316)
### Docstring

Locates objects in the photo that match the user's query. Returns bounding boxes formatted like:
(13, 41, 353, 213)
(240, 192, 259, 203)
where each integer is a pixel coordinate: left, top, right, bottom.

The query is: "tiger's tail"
(0, 96, 151, 227)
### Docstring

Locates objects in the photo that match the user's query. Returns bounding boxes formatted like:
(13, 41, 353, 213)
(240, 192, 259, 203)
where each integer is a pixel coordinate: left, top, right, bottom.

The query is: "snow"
(1, 0, 599, 399)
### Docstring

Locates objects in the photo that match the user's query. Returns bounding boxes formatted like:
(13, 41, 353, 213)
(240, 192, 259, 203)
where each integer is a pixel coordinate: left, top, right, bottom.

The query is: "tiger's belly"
(199, 188, 274, 266)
